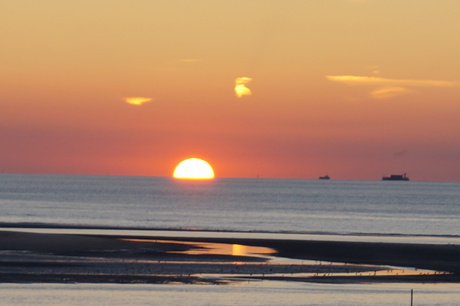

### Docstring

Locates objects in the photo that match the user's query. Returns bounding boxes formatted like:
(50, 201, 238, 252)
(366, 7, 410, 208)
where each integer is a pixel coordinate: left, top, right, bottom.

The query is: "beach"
(1, 230, 459, 285)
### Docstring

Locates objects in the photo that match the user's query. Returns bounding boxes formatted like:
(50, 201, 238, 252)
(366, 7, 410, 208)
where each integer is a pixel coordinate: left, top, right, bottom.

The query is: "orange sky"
(2, 0, 460, 181)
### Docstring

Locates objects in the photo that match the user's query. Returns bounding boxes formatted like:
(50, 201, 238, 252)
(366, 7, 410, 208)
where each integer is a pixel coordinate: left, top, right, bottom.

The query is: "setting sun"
(173, 158, 215, 180)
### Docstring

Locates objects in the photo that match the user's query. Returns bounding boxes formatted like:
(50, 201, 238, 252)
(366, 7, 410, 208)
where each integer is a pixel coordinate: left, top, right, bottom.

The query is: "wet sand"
(1, 230, 459, 284)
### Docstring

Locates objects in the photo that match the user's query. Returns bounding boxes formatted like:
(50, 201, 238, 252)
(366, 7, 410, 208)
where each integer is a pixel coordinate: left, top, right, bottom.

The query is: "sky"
(2, 0, 460, 181)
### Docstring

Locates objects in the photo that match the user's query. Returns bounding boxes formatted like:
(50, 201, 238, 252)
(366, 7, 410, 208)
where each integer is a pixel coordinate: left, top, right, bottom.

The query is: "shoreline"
(1, 229, 459, 285)
(2, 222, 459, 238)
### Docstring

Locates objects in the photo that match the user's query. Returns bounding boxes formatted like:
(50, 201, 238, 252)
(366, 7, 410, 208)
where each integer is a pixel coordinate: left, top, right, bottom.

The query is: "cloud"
(326, 75, 457, 88)
(326, 75, 459, 99)
(367, 65, 380, 75)
(371, 87, 414, 99)
(124, 97, 153, 106)
(234, 77, 252, 98)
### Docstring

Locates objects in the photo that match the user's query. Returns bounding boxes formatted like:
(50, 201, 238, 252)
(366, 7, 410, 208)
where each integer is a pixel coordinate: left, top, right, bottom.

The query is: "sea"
(0, 173, 459, 305)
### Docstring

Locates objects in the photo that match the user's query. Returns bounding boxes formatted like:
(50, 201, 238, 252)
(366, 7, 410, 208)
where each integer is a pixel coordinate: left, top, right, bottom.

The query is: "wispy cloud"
(371, 87, 413, 99)
(124, 97, 153, 106)
(234, 77, 252, 98)
(327, 75, 457, 87)
(367, 65, 380, 75)
(326, 75, 459, 99)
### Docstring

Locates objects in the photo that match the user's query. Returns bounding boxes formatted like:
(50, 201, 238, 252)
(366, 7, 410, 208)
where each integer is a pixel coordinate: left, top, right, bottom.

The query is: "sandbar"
(0, 230, 459, 284)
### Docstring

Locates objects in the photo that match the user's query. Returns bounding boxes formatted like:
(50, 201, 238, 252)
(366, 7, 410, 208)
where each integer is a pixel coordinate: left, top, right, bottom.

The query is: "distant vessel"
(382, 173, 409, 181)
(319, 175, 330, 180)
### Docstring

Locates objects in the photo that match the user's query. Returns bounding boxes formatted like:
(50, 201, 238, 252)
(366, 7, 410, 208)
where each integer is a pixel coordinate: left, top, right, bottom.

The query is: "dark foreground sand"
(1, 230, 459, 284)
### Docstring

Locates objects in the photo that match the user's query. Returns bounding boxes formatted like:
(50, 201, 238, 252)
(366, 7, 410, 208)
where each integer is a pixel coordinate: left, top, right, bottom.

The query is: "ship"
(382, 173, 409, 181)
(319, 175, 330, 180)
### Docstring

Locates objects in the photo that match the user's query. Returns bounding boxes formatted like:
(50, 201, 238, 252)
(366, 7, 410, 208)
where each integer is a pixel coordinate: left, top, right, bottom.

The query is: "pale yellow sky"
(2, 0, 460, 180)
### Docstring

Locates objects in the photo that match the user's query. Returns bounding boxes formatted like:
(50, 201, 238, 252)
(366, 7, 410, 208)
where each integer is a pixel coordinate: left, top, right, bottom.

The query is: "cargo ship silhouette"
(382, 173, 409, 181)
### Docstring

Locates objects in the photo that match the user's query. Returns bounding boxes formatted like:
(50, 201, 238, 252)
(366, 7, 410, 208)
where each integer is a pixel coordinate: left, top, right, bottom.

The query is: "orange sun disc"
(173, 158, 215, 180)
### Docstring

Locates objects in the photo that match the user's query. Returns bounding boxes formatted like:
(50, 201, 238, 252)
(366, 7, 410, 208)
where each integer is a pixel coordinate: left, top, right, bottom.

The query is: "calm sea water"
(1, 174, 459, 305)
(1, 282, 460, 306)
(0, 174, 459, 237)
